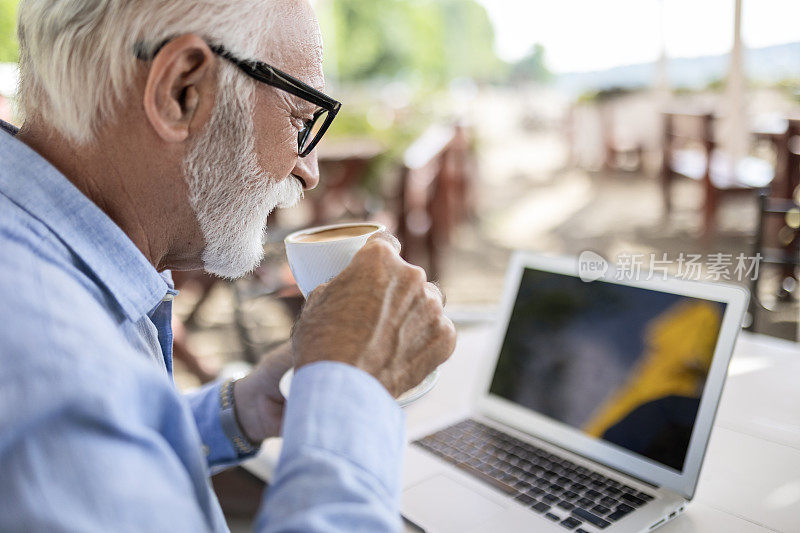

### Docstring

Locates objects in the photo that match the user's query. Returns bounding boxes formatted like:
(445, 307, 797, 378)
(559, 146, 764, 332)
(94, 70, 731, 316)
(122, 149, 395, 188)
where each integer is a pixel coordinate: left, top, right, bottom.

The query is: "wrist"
(220, 378, 260, 456)
(232, 374, 278, 443)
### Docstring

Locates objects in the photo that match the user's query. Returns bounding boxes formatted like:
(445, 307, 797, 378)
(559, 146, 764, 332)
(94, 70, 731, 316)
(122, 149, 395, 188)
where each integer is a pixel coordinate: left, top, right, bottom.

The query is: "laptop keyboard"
(413, 419, 655, 531)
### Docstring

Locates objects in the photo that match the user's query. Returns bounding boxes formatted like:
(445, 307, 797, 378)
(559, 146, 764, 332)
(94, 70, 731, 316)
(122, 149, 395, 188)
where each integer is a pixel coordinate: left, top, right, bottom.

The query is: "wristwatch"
(219, 378, 260, 457)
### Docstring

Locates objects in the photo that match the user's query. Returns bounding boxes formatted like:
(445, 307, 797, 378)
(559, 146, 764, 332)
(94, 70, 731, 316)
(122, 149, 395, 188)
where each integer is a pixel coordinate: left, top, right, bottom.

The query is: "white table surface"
(244, 322, 800, 532)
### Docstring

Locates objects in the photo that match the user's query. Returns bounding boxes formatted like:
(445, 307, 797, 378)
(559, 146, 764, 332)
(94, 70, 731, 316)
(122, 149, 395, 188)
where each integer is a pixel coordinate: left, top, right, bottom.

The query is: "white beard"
(183, 83, 303, 279)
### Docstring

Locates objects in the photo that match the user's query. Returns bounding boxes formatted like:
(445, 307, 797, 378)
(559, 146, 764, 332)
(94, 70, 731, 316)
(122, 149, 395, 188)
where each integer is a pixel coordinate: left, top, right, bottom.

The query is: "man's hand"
(292, 232, 457, 398)
(232, 341, 293, 443)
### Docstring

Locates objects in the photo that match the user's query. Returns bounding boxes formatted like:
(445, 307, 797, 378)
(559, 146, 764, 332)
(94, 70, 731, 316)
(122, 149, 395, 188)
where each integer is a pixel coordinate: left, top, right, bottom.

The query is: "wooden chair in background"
(171, 269, 223, 383)
(748, 117, 800, 332)
(396, 123, 473, 281)
(305, 139, 385, 225)
(661, 111, 774, 236)
(599, 101, 644, 172)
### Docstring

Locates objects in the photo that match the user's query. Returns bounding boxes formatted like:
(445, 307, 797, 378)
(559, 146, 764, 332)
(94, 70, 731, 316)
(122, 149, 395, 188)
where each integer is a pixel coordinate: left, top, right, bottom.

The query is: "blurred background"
(0, 0, 798, 527)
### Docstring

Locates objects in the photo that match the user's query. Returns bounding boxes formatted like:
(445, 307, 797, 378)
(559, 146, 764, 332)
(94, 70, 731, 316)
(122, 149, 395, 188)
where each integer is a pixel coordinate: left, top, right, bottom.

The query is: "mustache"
(275, 175, 305, 209)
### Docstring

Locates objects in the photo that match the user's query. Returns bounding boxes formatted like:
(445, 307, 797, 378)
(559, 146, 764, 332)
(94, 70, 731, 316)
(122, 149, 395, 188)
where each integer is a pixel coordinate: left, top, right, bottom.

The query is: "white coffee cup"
(284, 222, 386, 298)
(281, 220, 440, 407)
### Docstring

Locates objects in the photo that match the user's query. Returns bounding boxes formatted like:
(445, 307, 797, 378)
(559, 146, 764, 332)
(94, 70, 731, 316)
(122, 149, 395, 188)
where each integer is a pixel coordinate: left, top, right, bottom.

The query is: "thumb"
(365, 230, 402, 254)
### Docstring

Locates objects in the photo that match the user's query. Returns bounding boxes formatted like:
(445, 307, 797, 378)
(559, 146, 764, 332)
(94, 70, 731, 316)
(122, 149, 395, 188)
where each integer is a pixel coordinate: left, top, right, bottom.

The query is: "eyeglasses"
(136, 40, 341, 158)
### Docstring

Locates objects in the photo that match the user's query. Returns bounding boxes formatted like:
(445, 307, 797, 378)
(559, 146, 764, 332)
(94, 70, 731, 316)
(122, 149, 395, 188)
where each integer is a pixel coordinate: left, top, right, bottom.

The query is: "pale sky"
(477, 0, 800, 73)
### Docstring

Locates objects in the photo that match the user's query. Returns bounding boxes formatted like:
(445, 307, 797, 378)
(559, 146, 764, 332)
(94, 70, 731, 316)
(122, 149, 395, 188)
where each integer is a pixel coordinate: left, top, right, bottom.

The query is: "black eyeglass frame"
(136, 40, 341, 157)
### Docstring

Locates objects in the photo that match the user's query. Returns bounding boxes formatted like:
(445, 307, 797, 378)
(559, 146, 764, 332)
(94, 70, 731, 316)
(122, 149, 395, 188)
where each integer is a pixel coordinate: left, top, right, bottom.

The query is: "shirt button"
(202, 445, 210, 456)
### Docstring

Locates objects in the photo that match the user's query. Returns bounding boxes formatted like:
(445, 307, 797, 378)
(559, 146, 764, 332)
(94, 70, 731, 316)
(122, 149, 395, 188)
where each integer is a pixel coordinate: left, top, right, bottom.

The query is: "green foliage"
(704, 77, 726, 92)
(439, 0, 507, 82)
(510, 43, 551, 84)
(318, 0, 507, 162)
(0, 0, 17, 63)
(321, 0, 505, 86)
(576, 86, 638, 104)
(316, 0, 509, 190)
(776, 78, 800, 103)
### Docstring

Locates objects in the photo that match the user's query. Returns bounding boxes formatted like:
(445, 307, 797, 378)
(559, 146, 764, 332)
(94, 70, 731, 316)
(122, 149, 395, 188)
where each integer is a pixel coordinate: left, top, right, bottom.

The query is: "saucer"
(279, 367, 439, 408)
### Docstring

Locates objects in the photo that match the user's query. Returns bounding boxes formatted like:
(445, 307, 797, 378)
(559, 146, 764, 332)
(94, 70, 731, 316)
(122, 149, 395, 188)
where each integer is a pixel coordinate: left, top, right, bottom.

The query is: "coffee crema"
(289, 224, 379, 243)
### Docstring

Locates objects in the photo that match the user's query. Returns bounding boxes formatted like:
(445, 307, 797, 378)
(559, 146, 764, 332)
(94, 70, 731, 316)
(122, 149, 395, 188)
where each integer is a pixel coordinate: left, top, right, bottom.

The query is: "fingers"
(352, 232, 416, 291)
(401, 279, 455, 367)
(395, 312, 456, 395)
(437, 314, 457, 362)
(305, 281, 330, 302)
(424, 281, 446, 307)
(365, 230, 401, 255)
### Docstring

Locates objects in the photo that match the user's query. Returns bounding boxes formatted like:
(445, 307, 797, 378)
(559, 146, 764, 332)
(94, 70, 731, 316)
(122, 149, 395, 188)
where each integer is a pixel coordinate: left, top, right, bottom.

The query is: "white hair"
(17, 0, 278, 144)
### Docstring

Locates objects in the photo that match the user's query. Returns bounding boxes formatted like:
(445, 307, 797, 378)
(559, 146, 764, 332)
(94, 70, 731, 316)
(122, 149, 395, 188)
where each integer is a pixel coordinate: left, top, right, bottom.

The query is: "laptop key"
(542, 493, 560, 503)
(562, 490, 579, 500)
(465, 456, 483, 467)
(515, 493, 536, 505)
(513, 479, 531, 490)
(607, 510, 628, 521)
(615, 503, 635, 515)
(476, 462, 493, 474)
(545, 513, 560, 521)
(557, 501, 576, 511)
(605, 486, 622, 496)
(620, 492, 647, 507)
(560, 517, 582, 530)
(572, 508, 611, 529)
(576, 529, 592, 533)
(637, 491, 655, 501)
(585, 489, 603, 499)
(600, 496, 618, 507)
(577, 497, 594, 507)
(453, 462, 517, 496)
(531, 501, 551, 513)
(592, 504, 611, 515)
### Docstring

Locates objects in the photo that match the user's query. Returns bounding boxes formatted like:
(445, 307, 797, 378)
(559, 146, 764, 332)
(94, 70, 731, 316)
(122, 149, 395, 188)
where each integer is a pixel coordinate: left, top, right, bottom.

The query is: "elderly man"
(0, 0, 455, 531)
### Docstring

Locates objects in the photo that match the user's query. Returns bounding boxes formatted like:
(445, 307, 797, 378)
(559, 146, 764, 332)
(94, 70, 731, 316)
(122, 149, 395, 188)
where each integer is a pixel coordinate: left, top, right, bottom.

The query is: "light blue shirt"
(0, 125, 405, 531)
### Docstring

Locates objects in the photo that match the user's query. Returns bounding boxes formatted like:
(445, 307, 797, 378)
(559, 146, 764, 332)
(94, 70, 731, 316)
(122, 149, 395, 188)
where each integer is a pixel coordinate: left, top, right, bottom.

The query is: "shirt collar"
(0, 124, 170, 320)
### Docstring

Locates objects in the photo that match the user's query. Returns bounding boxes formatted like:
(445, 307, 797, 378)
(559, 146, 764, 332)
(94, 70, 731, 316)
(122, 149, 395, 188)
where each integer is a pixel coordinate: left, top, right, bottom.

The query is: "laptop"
(402, 252, 748, 532)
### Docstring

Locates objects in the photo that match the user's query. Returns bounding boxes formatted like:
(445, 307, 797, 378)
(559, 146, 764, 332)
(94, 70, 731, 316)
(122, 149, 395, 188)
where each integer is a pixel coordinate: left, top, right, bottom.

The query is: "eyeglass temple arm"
(208, 45, 340, 110)
(135, 40, 341, 113)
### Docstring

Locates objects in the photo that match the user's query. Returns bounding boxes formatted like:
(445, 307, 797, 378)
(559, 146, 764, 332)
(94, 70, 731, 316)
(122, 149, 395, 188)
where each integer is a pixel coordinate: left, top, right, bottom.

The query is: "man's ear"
(142, 34, 217, 143)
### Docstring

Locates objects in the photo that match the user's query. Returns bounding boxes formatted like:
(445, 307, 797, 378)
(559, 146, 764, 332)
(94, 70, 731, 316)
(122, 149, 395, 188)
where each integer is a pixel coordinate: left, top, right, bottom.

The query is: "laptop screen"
(488, 267, 727, 473)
